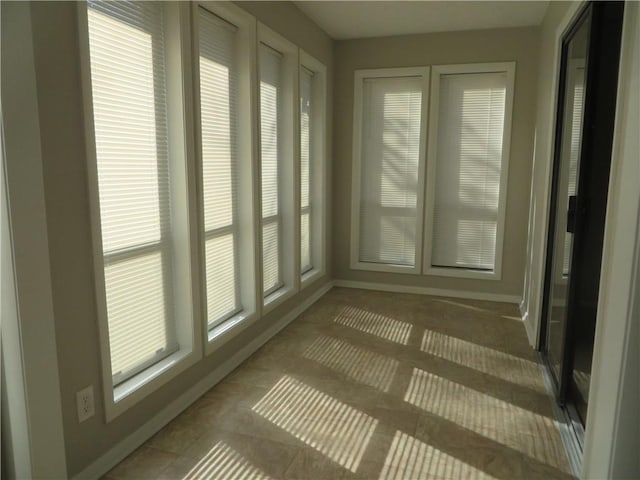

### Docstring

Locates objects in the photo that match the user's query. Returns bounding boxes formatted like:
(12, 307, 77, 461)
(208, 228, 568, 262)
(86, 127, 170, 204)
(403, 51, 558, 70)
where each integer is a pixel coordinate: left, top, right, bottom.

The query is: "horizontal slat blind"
(300, 67, 313, 273)
(87, 0, 175, 382)
(563, 69, 585, 276)
(359, 76, 422, 266)
(431, 72, 507, 271)
(198, 7, 240, 327)
(259, 44, 283, 295)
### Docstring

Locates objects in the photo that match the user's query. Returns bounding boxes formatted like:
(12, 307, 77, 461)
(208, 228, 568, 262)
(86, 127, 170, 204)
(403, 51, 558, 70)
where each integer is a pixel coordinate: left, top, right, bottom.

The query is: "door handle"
(567, 195, 577, 233)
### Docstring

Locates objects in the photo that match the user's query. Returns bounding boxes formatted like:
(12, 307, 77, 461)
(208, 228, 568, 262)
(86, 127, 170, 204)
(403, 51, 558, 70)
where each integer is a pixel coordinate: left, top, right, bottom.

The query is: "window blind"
(259, 44, 283, 295)
(431, 72, 507, 271)
(300, 67, 313, 273)
(359, 76, 422, 266)
(198, 7, 240, 327)
(563, 68, 585, 276)
(87, 0, 176, 383)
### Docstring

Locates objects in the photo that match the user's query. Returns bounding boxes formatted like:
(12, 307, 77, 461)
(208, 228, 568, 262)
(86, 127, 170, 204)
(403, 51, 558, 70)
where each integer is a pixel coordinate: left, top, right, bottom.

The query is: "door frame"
(582, 2, 640, 477)
(540, 0, 625, 408)
(538, 2, 593, 400)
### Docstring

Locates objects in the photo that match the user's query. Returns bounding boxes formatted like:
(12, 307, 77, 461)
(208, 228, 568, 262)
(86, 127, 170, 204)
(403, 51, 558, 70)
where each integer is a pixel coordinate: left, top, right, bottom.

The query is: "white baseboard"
(519, 302, 540, 348)
(333, 279, 521, 304)
(72, 281, 334, 480)
(523, 312, 539, 347)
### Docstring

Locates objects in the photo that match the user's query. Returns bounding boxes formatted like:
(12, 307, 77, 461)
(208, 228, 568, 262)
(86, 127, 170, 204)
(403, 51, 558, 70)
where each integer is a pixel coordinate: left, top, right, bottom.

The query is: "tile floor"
(105, 287, 572, 480)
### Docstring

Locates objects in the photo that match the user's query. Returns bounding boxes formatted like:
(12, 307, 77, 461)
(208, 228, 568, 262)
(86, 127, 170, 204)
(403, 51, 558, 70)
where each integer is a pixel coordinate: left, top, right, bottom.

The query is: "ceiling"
(294, 1, 549, 40)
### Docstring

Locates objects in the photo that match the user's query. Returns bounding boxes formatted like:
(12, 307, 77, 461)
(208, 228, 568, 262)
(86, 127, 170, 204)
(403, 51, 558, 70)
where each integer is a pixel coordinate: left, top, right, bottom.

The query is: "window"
(197, 8, 241, 329)
(351, 63, 514, 279)
(194, 3, 257, 351)
(424, 63, 515, 279)
(83, 1, 195, 416)
(351, 68, 429, 274)
(257, 25, 297, 310)
(87, 1, 177, 385)
(299, 51, 327, 283)
(259, 43, 284, 296)
(300, 66, 313, 274)
(81, 2, 328, 418)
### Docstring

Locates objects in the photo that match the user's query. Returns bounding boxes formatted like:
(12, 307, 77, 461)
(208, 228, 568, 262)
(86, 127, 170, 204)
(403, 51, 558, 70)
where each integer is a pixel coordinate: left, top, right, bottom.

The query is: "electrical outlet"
(76, 385, 95, 423)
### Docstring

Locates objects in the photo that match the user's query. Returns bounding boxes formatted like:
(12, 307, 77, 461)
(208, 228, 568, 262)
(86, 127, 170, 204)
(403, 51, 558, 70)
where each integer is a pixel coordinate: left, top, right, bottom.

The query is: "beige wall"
(520, 1, 573, 344)
(27, 2, 333, 476)
(332, 27, 539, 300)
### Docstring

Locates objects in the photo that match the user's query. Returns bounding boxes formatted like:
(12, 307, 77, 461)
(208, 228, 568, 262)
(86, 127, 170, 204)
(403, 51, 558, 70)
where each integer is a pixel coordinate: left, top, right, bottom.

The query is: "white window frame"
(423, 62, 515, 281)
(78, 2, 201, 421)
(299, 50, 327, 288)
(350, 67, 430, 275)
(192, 2, 260, 355)
(257, 23, 299, 314)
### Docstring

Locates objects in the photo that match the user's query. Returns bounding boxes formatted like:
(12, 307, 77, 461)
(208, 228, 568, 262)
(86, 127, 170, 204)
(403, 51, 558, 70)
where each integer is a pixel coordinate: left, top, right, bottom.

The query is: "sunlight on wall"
(252, 376, 377, 472)
(183, 441, 269, 479)
(303, 335, 399, 392)
(380, 430, 498, 480)
(421, 329, 545, 392)
(434, 298, 488, 312)
(433, 299, 522, 322)
(404, 368, 568, 470)
(334, 306, 412, 344)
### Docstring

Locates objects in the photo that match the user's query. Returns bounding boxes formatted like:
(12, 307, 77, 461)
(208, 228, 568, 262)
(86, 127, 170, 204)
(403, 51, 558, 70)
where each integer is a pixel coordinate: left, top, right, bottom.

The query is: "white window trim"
(192, 1, 260, 356)
(257, 23, 299, 315)
(77, 2, 201, 421)
(299, 50, 327, 289)
(423, 62, 515, 281)
(350, 67, 430, 275)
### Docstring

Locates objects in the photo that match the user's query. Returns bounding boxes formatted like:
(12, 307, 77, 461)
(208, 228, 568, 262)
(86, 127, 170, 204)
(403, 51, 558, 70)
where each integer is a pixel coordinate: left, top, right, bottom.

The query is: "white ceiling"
(294, 1, 549, 40)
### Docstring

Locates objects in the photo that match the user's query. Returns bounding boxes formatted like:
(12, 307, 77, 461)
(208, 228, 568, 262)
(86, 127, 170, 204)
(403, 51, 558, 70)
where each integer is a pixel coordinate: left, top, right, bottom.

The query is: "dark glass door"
(541, 1, 624, 428)
(543, 8, 590, 390)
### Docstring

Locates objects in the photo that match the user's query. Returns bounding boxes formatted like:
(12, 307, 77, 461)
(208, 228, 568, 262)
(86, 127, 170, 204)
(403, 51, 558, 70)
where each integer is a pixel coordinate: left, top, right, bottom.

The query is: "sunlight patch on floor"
(404, 368, 568, 471)
(379, 430, 498, 480)
(421, 329, 545, 391)
(183, 441, 270, 479)
(252, 375, 377, 472)
(334, 305, 412, 344)
(303, 335, 399, 392)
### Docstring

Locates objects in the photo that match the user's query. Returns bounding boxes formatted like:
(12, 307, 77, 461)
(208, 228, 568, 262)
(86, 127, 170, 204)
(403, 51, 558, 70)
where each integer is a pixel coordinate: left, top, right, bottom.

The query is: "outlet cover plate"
(76, 385, 95, 423)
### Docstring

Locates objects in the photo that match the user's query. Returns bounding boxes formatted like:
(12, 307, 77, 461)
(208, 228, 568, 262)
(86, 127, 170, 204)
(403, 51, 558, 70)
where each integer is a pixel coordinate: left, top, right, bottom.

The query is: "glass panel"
(545, 14, 590, 385)
(358, 76, 422, 266)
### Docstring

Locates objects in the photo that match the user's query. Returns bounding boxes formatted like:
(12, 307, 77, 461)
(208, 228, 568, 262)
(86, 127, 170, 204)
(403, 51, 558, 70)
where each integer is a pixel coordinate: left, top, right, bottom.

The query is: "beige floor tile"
(155, 456, 199, 480)
(148, 418, 211, 455)
(285, 448, 348, 480)
(106, 447, 179, 479)
(106, 288, 573, 480)
(184, 430, 298, 479)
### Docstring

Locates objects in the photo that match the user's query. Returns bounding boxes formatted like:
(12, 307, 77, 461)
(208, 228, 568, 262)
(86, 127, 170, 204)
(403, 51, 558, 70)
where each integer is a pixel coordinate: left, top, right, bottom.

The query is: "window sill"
(206, 310, 257, 354)
(262, 284, 295, 315)
(301, 267, 323, 288)
(350, 260, 420, 275)
(424, 265, 501, 281)
(108, 346, 197, 421)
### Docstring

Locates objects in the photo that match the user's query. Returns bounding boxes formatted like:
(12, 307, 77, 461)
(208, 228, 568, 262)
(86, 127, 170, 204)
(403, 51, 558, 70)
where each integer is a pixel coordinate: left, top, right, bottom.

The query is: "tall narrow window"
(87, 1, 176, 384)
(426, 65, 514, 276)
(352, 69, 427, 273)
(300, 67, 313, 274)
(197, 8, 240, 328)
(259, 44, 284, 296)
